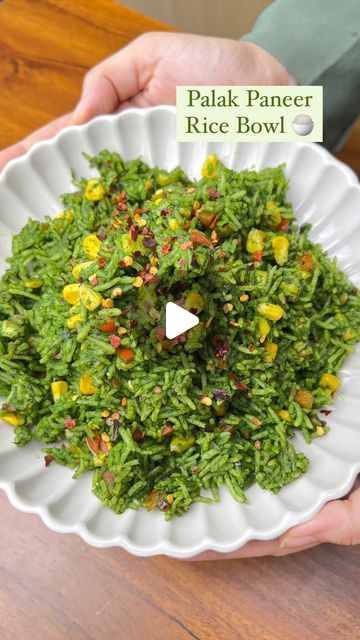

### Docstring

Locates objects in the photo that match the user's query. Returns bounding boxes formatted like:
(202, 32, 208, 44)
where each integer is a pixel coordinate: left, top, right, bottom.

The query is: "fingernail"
(280, 535, 318, 549)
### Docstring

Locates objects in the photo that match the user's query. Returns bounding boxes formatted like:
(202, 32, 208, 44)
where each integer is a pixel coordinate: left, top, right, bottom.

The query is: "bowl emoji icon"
(292, 114, 314, 136)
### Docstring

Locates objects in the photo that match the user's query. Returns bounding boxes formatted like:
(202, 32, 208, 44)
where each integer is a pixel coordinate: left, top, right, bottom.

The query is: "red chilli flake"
(208, 187, 220, 200)
(181, 241, 193, 251)
(64, 418, 76, 429)
(132, 429, 145, 442)
(190, 230, 214, 249)
(249, 343, 255, 352)
(129, 224, 139, 242)
(161, 422, 174, 437)
(44, 454, 54, 467)
(98, 257, 107, 268)
(103, 471, 115, 484)
(320, 409, 333, 416)
(155, 327, 166, 341)
(277, 219, 289, 232)
(214, 341, 230, 361)
(250, 417, 262, 426)
(86, 433, 101, 454)
(253, 251, 263, 262)
(99, 440, 109, 454)
(142, 236, 157, 248)
(109, 334, 122, 348)
(235, 381, 249, 391)
(161, 244, 172, 255)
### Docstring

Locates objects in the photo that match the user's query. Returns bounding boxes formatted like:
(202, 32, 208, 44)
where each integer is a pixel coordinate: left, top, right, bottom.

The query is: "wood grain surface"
(0, 2, 359, 639)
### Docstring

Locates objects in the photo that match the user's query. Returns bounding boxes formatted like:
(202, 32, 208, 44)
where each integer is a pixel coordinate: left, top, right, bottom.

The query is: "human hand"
(190, 478, 360, 560)
(0, 32, 294, 172)
(71, 32, 295, 123)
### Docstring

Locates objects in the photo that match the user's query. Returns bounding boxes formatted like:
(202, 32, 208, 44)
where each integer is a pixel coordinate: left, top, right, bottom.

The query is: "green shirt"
(241, 0, 360, 149)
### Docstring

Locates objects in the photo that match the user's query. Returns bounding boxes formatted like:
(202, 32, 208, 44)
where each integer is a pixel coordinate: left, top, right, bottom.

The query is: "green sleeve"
(241, 0, 360, 149)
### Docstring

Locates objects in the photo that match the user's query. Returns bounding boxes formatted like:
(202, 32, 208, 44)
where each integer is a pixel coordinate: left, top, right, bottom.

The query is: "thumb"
(280, 484, 360, 548)
(71, 34, 158, 124)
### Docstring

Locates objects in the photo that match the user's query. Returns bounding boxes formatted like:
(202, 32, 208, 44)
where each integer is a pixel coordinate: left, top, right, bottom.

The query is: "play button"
(165, 302, 199, 340)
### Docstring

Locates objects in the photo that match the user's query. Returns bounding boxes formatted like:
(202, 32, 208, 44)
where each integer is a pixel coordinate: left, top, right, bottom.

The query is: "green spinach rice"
(0, 151, 359, 518)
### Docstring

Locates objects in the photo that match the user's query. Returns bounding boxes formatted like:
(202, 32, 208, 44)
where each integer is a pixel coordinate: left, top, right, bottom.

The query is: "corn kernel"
(342, 328, 356, 341)
(259, 317, 271, 343)
(201, 396, 212, 406)
(56, 209, 74, 223)
(271, 236, 289, 266)
(193, 200, 201, 211)
(240, 294, 249, 302)
(202, 154, 217, 179)
(149, 266, 158, 275)
(83, 234, 102, 259)
(265, 201, 281, 224)
(66, 313, 84, 330)
(157, 174, 172, 186)
(246, 228, 265, 254)
(257, 303, 284, 322)
(101, 432, 110, 442)
(63, 283, 81, 306)
(123, 256, 133, 267)
(185, 291, 204, 313)
(145, 179, 153, 190)
(85, 179, 105, 201)
(79, 374, 97, 395)
(23, 278, 43, 290)
(72, 261, 94, 280)
(136, 217, 147, 228)
(295, 389, 314, 409)
(121, 397, 127, 406)
(101, 410, 110, 418)
(264, 342, 278, 362)
(93, 453, 106, 467)
(112, 287, 123, 298)
(166, 494, 174, 504)
(133, 276, 144, 288)
(169, 218, 180, 230)
(51, 380, 69, 401)
(1, 412, 24, 426)
(278, 409, 291, 422)
(319, 373, 340, 393)
(316, 426, 326, 436)
(102, 298, 114, 309)
(79, 285, 103, 311)
(117, 327, 127, 336)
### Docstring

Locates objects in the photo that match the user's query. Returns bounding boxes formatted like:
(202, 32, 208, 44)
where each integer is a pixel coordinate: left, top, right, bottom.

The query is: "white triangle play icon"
(165, 302, 199, 339)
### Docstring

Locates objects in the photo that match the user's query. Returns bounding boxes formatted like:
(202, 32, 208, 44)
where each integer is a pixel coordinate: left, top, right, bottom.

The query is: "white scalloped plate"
(0, 106, 359, 558)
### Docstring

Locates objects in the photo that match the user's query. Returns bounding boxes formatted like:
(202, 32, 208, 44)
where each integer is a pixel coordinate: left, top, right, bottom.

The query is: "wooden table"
(0, 2, 359, 639)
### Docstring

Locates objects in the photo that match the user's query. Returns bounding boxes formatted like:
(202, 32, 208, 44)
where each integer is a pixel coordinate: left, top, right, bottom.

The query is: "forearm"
(241, 0, 360, 149)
